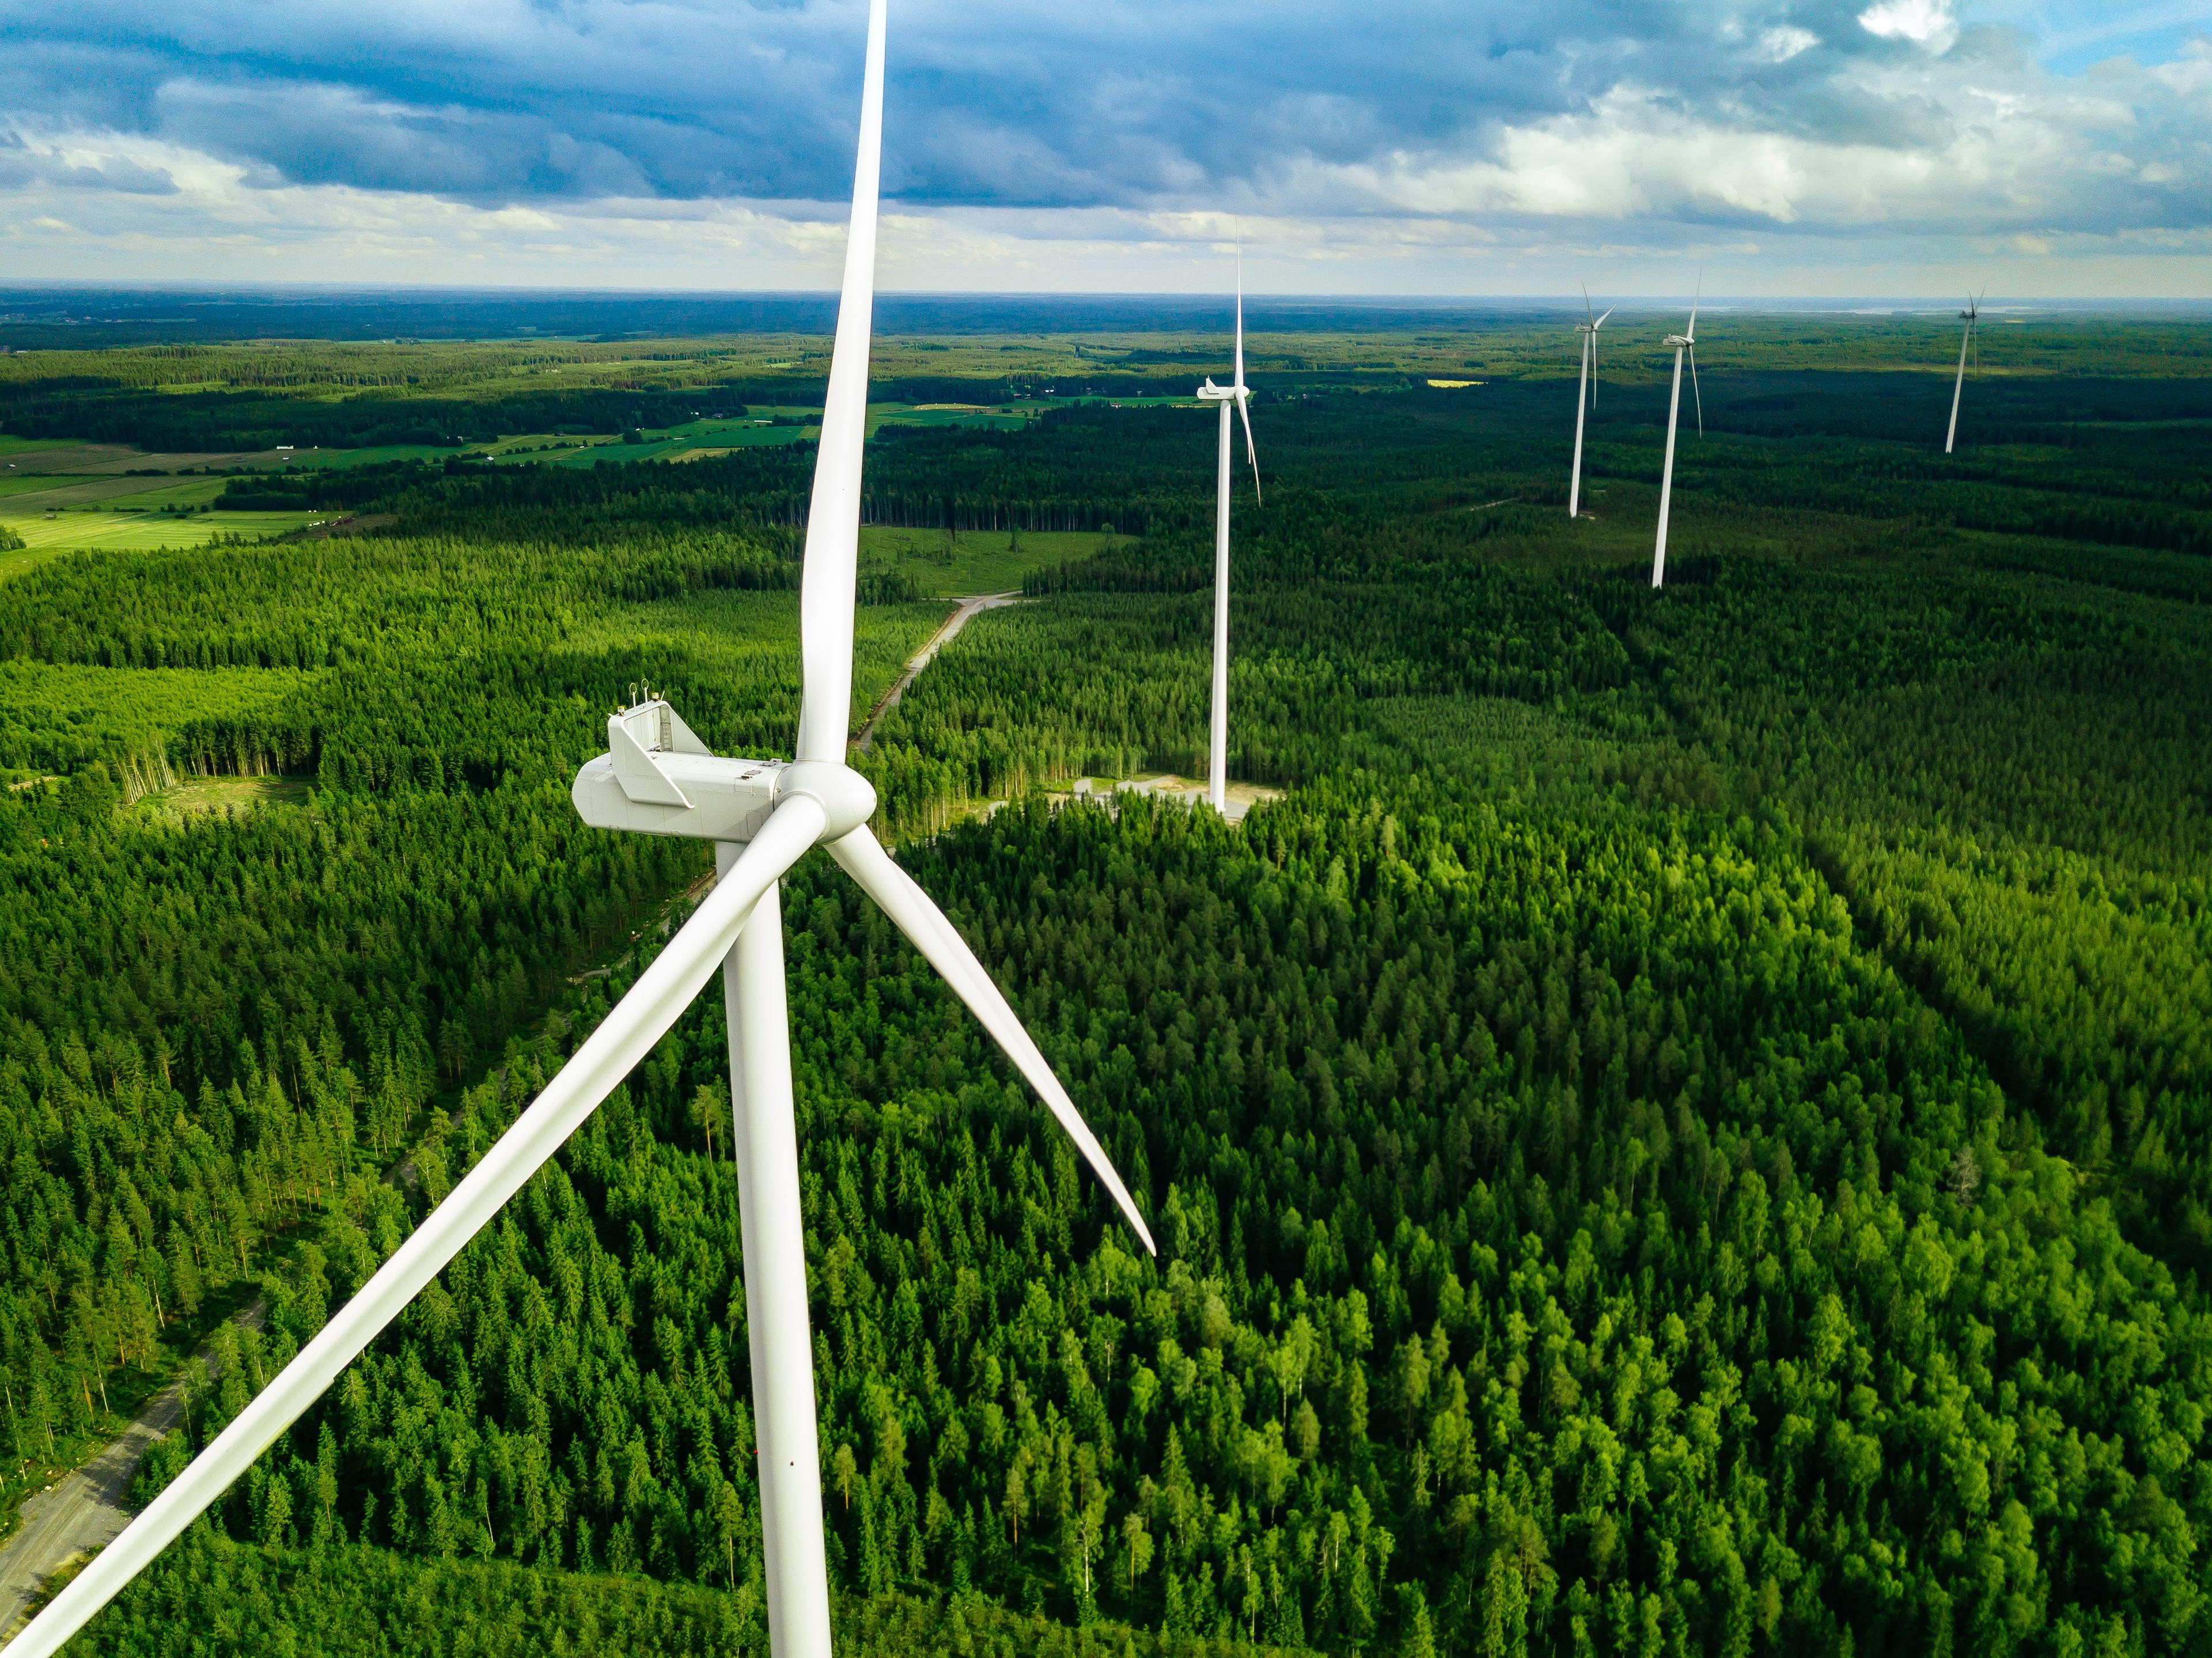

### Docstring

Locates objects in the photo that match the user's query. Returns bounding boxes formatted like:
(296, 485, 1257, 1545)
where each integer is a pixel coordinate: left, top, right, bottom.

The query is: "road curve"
(855, 592, 1021, 751)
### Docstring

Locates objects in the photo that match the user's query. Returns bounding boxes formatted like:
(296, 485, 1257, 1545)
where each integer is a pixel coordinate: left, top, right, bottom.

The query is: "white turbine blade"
(827, 825, 1157, 1256)
(7, 793, 830, 1658)
(1593, 308, 1613, 330)
(1237, 391, 1262, 504)
(794, 0, 889, 766)
(1232, 247, 1257, 499)
(1582, 281, 1593, 330)
(1689, 344, 1704, 436)
(1233, 247, 1247, 390)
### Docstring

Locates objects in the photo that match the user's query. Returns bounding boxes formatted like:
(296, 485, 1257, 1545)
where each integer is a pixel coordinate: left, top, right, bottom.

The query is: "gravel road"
(854, 592, 1020, 751)
(0, 1303, 263, 1642)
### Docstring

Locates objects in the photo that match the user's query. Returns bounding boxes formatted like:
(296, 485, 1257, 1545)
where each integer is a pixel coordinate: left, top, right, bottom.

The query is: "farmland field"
(0, 509, 324, 558)
(2, 304, 2211, 1658)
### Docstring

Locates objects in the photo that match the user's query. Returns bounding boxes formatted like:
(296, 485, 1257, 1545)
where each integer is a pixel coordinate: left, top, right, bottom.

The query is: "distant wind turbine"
(1196, 246, 1261, 814)
(1944, 287, 1983, 455)
(1569, 286, 1612, 518)
(1650, 292, 1703, 590)
(2, 6, 1154, 1657)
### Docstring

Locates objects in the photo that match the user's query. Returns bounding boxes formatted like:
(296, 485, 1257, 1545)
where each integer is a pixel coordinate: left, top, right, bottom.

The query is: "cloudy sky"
(0, 0, 2207, 296)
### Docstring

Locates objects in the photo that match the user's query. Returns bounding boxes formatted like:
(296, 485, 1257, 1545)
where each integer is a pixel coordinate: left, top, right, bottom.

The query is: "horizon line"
(3, 281, 2212, 309)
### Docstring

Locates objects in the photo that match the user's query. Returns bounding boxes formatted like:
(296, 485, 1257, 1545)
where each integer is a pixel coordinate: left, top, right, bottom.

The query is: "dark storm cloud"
(0, 0, 1960, 204)
(0, 0, 2205, 241)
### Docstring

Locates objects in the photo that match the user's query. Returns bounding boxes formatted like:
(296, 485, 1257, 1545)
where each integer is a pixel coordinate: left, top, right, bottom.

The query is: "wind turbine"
(1195, 245, 1260, 815)
(1650, 292, 1703, 590)
(3, 5, 1154, 1656)
(1569, 286, 1612, 518)
(1944, 287, 1983, 455)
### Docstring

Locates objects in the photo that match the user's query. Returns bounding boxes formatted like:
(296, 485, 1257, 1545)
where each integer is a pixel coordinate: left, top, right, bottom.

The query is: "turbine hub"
(777, 760, 878, 841)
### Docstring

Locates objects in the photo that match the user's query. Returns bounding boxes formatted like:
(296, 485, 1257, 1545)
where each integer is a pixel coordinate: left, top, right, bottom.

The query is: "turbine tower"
(1196, 248, 1260, 814)
(1650, 294, 1703, 590)
(1569, 286, 1612, 518)
(3, 5, 1154, 1656)
(1944, 287, 1983, 455)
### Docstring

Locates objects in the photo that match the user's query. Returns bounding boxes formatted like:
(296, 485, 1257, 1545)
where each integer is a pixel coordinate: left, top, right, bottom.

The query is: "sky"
(0, 0, 2207, 298)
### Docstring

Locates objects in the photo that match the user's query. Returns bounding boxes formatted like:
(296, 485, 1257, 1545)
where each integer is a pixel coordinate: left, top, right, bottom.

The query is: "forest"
(0, 308, 2207, 1657)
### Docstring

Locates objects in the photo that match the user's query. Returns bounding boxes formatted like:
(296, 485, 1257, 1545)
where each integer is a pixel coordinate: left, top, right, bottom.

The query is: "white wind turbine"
(1944, 287, 1983, 455)
(1569, 286, 1612, 518)
(1650, 292, 1703, 590)
(5, 5, 1154, 1656)
(1196, 247, 1260, 815)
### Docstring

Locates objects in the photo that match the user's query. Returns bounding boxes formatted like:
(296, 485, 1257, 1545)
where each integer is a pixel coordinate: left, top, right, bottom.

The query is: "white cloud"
(1857, 0, 1959, 52)
(1756, 27, 1820, 64)
(0, 1, 2207, 296)
(1276, 73, 2110, 232)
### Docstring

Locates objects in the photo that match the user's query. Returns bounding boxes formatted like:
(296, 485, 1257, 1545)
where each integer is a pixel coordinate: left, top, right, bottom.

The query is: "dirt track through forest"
(0, 1302, 264, 1643)
(854, 592, 1020, 751)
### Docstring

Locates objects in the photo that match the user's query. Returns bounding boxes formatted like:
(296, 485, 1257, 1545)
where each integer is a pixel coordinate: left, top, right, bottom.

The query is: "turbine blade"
(1582, 281, 1593, 328)
(1237, 391, 1262, 504)
(827, 824, 1157, 1255)
(1690, 346, 1704, 436)
(3, 794, 831, 1658)
(1593, 308, 1612, 330)
(794, 0, 889, 766)
(1234, 249, 1247, 390)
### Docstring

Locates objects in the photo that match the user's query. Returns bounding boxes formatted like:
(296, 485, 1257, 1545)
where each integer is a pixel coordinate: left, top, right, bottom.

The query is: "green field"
(0, 508, 323, 559)
(874, 401, 1033, 431)
(535, 418, 814, 465)
(858, 525, 1139, 597)
(131, 773, 316, 824)
(0, 475, 231, 512)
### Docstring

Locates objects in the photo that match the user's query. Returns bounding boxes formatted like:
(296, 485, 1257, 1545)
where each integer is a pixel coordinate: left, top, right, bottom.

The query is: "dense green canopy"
(0, 334, 2206, 1657)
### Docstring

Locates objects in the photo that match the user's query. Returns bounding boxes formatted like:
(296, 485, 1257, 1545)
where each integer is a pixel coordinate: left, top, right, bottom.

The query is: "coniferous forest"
(0, 309, 2209, 1657)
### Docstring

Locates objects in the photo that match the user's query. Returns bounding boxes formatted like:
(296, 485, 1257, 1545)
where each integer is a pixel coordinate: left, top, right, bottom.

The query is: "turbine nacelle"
(1664, 334, 1694, 349)
(574, 695, 780, 838)
(572, 695, 878, 845)
(1196, 379, 1248, 402)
